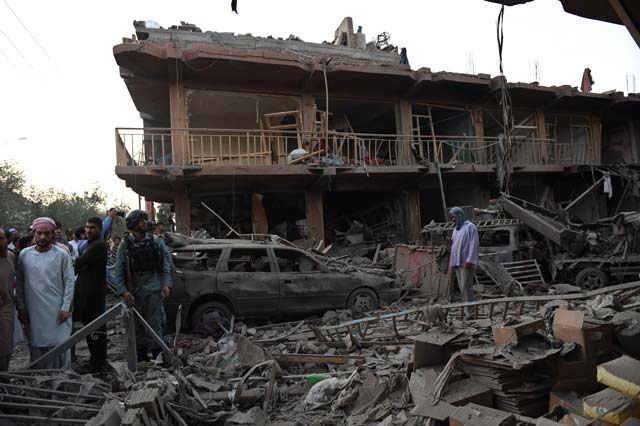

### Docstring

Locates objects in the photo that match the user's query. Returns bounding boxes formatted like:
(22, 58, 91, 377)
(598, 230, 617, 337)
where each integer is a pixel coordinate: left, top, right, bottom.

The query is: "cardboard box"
(443, 378, 493, 408)
(492, 318, 545, 345)
(598, 355, 640, 397)
(552, 309, 613, 359)
(549, 391, 588, 413)
(411, 331, 462, 368)
(449, 403, 515, 426)
(583, 387, 640, 425)
(559, 413, 596, 426)
(550, 359, 598, 392)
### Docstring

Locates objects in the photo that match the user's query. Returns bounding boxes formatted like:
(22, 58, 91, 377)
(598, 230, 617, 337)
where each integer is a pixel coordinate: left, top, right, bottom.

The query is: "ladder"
(412, 107, 438, 163)
(426, 218, 522, 231)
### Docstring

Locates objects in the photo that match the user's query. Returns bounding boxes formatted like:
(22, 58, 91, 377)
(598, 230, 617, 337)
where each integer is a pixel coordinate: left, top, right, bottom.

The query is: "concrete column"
(396, 99, 413, 165)
(174, 192, 191, 235)
(301, 94, 316, 133)
(472, 109, 487, 164)
(169, 59, 188, 165)
(535, 110, 547, 163)
(590, 115, 602, 164)
(305, 191, 325, 242)
(405, 190, 421, 242)
(301, 94, 316, 148)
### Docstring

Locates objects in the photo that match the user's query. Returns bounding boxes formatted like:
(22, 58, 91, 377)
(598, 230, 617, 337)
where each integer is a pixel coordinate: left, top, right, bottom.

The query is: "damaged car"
(164, 242, 401, 329)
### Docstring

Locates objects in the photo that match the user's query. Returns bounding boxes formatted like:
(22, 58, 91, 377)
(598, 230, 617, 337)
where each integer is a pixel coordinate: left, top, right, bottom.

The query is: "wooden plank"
(272, 353, 365, 364)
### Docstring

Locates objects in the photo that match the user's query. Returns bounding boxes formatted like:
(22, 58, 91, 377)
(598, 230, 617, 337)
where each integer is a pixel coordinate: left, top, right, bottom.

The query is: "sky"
(1, 0, 639, 208)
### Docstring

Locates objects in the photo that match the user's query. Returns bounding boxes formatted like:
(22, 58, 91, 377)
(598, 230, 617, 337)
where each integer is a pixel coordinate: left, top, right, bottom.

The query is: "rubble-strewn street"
(4, 275, 640, 425)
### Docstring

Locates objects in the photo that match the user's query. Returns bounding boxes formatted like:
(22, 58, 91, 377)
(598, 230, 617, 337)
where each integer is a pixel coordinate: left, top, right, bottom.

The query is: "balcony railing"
(115, 128, 593, 169)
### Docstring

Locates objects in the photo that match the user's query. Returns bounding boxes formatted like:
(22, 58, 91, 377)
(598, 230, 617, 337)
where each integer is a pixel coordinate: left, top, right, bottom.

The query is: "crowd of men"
(0, 209, 172, 373)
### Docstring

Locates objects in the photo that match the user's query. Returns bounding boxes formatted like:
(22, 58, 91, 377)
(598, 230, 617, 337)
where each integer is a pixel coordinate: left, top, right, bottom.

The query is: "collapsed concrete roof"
(113, 19, 640, 122)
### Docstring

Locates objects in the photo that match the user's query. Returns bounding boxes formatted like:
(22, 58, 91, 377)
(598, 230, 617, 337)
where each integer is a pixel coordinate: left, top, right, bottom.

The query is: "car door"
(273, 248, 350, 315)
(165, 248, 222, 329)
(216, 247, 279, 317)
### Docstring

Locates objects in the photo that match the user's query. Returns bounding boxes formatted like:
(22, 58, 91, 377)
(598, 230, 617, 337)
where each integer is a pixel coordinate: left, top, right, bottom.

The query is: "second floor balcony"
(115, 127, 595, 171)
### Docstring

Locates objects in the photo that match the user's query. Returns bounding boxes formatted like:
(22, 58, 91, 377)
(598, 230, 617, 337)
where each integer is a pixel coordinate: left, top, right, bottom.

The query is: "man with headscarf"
(0, 228, 16, 371)
(16, 217, 75, 369)
(449, 207, 479, 318)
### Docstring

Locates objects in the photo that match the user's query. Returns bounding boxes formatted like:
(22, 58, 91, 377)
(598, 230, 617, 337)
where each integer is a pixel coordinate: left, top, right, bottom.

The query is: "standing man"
(111, 211, 127, 241)
(69, 226, 86, 259)
(73, 217, 108, 372)
(112, 210, 172, 362)
(106, 237, 121, 292)
(449, 207, 479, 318)
(7, 228, 19, 253)
(102, 208, 118, 240)
(16, 217, 75, 369)
(155, 222, 166, 237)
(0, 228, 16, 371)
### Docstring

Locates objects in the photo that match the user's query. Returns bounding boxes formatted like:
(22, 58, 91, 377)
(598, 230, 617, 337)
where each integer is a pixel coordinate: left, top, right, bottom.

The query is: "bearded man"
(16, 217, 75, 369)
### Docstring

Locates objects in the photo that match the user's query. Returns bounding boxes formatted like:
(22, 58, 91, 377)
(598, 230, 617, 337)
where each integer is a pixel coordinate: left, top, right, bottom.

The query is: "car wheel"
(575, 268, 608, 290)
(347, 288, 379, 314)
(190, 300, 232, 330)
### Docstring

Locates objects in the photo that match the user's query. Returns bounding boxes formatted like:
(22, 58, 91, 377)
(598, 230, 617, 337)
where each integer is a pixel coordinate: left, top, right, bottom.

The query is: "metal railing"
(115, 127, 593, 169)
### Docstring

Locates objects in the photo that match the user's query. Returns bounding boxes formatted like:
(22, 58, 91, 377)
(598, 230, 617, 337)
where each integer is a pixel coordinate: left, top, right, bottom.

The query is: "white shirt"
(69, 240, 81, 258)
(16, 246, 74, 347)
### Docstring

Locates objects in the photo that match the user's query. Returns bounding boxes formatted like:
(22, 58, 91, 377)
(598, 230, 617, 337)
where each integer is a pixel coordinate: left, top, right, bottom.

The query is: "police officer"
(112, 210, 172, 362)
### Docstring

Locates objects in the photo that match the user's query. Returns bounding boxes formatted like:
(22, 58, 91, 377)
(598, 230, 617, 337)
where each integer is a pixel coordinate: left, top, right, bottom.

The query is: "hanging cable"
(495, 5, 514, 194)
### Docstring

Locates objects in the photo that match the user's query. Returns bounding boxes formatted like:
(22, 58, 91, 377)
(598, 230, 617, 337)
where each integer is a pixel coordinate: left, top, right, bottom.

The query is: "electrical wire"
(0, 44, 18, 70)
(2, 0, 54, 63)
(184, 58, 219, 72)
(495, 5, 515, 194)
(0, 27, 40, 77)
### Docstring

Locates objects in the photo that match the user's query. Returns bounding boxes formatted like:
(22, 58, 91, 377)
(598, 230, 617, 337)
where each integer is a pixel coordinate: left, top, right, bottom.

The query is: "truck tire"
(575, 267, 608, 290)
(347, 288, 379, 314)
(190, 300, 232, 330)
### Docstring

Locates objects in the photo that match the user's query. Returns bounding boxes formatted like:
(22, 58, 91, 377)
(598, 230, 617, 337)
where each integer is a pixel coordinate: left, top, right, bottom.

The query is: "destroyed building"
(113, 17, 640, 244)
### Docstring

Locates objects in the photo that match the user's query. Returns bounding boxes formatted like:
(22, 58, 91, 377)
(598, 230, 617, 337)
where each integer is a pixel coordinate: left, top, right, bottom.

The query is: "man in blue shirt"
(449, 207, 479, 318)
(102, 208, 117, 240)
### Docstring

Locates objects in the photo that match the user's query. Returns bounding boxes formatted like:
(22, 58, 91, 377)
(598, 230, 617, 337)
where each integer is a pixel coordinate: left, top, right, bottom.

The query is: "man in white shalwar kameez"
(16, 217, 74, 369)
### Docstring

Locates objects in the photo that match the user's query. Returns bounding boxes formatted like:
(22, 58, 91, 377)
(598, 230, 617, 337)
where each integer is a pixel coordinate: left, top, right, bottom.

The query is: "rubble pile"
(3, 280, 640, 425)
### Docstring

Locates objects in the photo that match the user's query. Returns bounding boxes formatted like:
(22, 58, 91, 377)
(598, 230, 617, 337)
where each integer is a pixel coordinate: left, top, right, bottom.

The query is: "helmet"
(125, 209, 149, 231)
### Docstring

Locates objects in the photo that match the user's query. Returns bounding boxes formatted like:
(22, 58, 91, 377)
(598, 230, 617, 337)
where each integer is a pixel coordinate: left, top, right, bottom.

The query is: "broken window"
(185, 90, 301, 165)
(482, 108, 543, 165)
(273, 249, 321, 273)
(411, 104, 473, 163)
(172, 249, 222, 271)
(545, 114, 593, 165)
(224, 248, 272, 273)
(314, 98, 400, 165)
